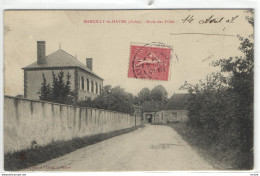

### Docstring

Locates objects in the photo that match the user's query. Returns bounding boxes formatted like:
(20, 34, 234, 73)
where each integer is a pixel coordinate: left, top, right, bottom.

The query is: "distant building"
(155, 93, 189, 123)
(22, 41, 103, 101)
(141, 100, 164, 123)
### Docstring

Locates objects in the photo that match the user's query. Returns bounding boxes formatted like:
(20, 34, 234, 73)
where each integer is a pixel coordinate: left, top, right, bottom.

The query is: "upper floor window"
(91, 80, 94, 92)
(96, 82, 98, 94)
(78, 76, 81, 89)
(81, 76, 84, 90)
(87, 79, 89, 92)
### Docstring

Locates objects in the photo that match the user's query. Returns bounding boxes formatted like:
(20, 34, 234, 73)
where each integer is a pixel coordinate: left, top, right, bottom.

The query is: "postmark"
(128, 42, 172, 81)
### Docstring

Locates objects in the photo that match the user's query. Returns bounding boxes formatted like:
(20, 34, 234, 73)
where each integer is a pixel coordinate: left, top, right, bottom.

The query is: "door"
(146, 114, 153, 123)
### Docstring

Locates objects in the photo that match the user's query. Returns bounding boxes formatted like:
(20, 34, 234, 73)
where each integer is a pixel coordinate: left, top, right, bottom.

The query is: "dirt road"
(25, 125, 213, 171)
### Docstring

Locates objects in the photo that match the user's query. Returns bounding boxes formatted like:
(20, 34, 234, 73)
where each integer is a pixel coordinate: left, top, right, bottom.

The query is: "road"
(25, 124, 214, 171)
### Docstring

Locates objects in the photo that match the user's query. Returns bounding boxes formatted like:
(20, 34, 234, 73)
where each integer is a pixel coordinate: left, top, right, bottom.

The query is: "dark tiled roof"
(22, 49, 103, 80)
(141, 100, 164, 112)
(163, 93, 188, 110)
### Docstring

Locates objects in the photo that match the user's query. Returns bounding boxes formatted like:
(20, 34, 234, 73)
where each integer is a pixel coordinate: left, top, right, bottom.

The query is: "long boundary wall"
(4, 96, 142, 153)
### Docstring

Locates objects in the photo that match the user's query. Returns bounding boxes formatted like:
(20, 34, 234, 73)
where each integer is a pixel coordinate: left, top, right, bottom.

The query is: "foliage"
(77, 85, 135, 114)
(150, 85, 168, 102)
(135, 85, 168, 105)
(180, 10, 254, 169)
(181, 73, 239, 145)
(137, 88, 151, 105)
(78, 84, 168, 113)
(38, 71, 74, 104)
(38, 74, 52, 101)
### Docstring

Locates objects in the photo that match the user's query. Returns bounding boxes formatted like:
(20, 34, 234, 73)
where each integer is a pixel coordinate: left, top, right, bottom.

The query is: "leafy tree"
(181, 10, 254, 169)
(77, 85, 135, 114)
(150, 85, 168, 102)
(137, 88, 151, 105)
(212, 10, 254, 157)
(133, 96, 140, 105)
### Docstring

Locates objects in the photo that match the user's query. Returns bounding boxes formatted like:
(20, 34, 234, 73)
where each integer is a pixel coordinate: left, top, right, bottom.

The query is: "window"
(87, 79, 89, 92)
(100, 85, 102, 95)
(91, 80, 94, 92)
(81, 76, 84, 90)
(96, 82, 98, 94)
(78, 76, 81, 89)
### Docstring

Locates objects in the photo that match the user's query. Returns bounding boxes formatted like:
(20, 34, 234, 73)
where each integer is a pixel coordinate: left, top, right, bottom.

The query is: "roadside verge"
(5, 125, 144, 171)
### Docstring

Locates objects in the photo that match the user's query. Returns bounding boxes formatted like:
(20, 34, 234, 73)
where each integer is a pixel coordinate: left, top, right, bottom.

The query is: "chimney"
(37, 41, 46, 65)
(86, 58, 93, 70)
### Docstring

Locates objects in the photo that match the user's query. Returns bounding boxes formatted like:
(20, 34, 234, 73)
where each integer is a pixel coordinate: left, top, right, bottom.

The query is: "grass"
(165, 122, 253, 170)
(4, 125, 144, 171)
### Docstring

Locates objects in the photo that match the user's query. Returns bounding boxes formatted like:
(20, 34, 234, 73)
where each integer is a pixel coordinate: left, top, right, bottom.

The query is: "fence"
(4, 96, 142, 153)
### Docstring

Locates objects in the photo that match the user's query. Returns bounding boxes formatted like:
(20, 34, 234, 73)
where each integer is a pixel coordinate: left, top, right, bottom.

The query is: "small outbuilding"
(141, 100, 164, 123)
(155, 93, 189, 124)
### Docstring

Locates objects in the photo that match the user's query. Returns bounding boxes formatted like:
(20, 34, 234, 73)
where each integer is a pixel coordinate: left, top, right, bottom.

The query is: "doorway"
(146, 114, 153, 123)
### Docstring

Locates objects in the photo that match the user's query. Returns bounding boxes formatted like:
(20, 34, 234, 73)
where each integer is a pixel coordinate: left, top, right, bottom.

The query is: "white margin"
(0, 0, 259, 176)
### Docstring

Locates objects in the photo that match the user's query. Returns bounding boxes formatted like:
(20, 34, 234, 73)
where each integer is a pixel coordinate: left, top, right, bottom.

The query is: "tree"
(150, 85, 168, 102)
(51, 71, 60, 101)
(180, 10, 254, 169)
(38, 74, 51, 101)
(38, 70, 73, 104)
(77, 85, 135, 114)
(137, 88, 151, 105)
(213, 10, 254, 156)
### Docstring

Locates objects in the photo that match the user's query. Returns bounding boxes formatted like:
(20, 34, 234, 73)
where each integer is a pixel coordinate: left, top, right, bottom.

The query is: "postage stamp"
(128, 43, 172, 81)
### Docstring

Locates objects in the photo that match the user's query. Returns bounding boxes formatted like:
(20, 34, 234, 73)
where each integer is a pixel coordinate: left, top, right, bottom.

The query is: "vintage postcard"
(3, 9, 254, 171)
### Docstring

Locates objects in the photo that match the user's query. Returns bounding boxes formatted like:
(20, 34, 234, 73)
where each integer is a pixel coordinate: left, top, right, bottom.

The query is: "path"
(25, 124, 213, 171)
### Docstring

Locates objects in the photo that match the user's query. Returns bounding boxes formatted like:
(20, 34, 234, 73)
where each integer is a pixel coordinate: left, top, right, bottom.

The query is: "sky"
(4, 10, 253, 98)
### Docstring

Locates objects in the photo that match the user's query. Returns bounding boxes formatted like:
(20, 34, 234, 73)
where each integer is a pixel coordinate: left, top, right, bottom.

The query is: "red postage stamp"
(128, 43, 171, 81)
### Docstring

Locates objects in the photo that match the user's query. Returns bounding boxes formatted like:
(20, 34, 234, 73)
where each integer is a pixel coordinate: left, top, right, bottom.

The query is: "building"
(155, 93, 189, 123)
(141, 100, 164, 123)
(22, 41, 103, 101)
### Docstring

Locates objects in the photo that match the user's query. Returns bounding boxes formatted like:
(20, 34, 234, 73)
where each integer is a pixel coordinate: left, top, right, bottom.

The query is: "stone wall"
(4, 96, 142, 153)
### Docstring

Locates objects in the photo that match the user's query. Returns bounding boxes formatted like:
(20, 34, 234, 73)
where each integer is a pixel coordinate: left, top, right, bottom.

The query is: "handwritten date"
(182, 15, 239, 24)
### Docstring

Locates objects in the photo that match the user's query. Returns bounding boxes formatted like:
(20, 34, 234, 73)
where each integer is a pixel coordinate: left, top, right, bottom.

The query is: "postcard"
(3, 9, 254, 171)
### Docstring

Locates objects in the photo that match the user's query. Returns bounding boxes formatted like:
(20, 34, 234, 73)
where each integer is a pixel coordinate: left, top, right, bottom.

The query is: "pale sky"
(4, 10, 253, 98)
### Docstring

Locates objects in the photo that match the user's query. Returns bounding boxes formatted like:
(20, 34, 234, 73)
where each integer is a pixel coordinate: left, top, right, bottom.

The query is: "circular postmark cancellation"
(128, 42, 172, 81)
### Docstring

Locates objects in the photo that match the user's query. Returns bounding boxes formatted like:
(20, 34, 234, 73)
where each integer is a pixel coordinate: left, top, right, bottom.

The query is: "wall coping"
(4, 95, 133, 116)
